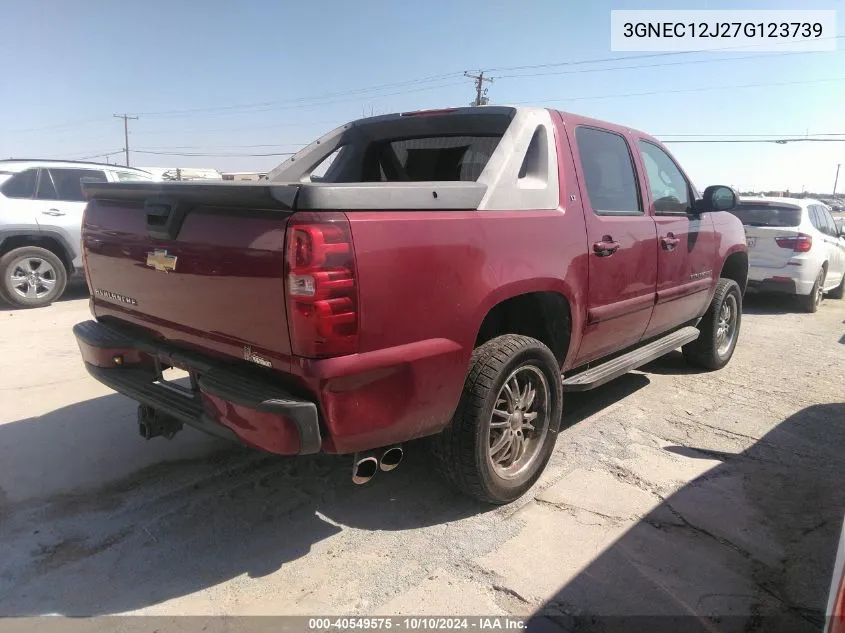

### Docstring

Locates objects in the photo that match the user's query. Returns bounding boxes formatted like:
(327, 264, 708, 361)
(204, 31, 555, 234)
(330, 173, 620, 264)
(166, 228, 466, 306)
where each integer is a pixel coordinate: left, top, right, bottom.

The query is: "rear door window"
(0, 169, 37, 199)
(729, 203, 802, 227)
(574, 126, 642, 215)
(49, 168, 108, 202)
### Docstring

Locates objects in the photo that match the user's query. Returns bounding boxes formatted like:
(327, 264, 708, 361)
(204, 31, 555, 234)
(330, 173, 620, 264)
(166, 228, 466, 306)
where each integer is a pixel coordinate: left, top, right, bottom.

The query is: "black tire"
(828, 272, 845, 300)
(0, 246, 68, 309)
(430, 334, 563, 505)
(799, 268, 825, 313)
(682, 278, 742, 371)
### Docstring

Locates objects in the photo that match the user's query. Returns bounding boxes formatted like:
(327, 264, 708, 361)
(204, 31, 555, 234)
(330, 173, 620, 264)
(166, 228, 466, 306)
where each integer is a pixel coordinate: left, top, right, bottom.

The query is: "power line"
(134, 143, 308, 150)
(135, 73, 465, 117)
(485, 34, 845, 73)
(516, 75, 845, 105)
(132, 149, 296, 157)
(495, 50, 826, 80)
(3, 117, 109, 135)
(136, 80, 467, 120)
(137, 118, 343, 136)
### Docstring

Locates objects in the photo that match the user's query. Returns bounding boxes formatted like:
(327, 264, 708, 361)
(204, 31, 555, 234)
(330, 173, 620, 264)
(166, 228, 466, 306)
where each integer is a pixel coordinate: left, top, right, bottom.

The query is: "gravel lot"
(0, 289, 843, 632)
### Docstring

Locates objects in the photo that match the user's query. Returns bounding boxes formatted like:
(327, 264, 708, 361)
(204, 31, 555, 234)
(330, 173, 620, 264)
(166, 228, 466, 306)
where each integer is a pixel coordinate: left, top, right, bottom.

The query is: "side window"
(36, 170, 58, 200)
(49, 169, 107, 202)
(574, 126, 642, 215)
(808, 206, 822, 231)
(638, 141, 690, 214)
(0, 169, 37, 199)
(821, 208, 838, 236)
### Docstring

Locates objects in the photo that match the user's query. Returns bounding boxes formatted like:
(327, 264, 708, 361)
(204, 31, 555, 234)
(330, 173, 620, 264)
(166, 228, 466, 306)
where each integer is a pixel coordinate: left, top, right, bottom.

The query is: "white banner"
(610, 10, 837, 52)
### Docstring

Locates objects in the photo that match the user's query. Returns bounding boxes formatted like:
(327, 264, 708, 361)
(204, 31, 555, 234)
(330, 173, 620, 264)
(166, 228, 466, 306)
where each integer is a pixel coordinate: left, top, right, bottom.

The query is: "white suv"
(732, 197, 845, 312)
(0, 159, 154, 308)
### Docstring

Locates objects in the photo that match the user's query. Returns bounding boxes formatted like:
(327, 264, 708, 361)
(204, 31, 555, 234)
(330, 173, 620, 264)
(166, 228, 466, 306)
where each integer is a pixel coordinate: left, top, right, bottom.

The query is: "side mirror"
(695, 185, 739, 212)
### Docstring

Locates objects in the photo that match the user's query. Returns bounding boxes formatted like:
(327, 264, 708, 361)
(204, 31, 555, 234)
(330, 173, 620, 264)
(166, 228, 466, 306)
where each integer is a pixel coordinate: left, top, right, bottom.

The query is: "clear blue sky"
(1, 0, 844, 192)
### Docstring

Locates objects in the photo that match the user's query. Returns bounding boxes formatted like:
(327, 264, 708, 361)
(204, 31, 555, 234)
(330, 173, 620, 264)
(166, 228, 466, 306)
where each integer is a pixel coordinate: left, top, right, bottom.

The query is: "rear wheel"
(799, 268, 825, 313)
(430, 335, 562, 505)
(0, 247, 68, 309)
(683, 278, 742, 371)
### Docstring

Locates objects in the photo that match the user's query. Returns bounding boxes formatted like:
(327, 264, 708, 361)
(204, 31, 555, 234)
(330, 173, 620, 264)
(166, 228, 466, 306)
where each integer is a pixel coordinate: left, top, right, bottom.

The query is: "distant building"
(138, 167, 222, 181)
(221, 171, 267, 181)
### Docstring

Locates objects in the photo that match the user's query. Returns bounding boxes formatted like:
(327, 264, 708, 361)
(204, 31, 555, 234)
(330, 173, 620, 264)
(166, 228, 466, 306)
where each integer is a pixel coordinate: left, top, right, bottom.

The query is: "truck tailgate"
(82, 182, 297, 366)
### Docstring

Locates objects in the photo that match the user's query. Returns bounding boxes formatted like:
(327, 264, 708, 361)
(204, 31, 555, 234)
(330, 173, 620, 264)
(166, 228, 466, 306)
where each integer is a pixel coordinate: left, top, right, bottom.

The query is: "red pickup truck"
(73, 106, 747, 504)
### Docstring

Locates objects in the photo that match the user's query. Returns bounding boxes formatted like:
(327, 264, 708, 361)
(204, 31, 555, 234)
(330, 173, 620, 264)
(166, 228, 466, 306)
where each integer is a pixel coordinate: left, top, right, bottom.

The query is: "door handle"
(593, 236, 620, 257)
(661, 233, 680, 251)
(42, 209, 66, 217)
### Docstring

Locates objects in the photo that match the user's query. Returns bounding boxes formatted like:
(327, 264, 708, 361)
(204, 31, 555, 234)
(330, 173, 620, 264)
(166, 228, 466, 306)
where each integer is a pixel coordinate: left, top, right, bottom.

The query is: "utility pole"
(113, 113, 138, 167)
(834, 163, 841, 198)
(464, 71, 493, 106)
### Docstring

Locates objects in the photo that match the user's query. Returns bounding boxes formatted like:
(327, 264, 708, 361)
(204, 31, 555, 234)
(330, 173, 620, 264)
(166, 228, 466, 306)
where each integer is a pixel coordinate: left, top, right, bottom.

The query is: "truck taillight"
(285, 212, 358, 358)
(775, 234, 812, 252)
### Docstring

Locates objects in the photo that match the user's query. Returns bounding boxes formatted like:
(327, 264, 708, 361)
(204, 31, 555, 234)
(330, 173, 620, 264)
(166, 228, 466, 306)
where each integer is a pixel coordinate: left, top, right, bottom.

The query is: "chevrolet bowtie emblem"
(146, 249, 177, 273)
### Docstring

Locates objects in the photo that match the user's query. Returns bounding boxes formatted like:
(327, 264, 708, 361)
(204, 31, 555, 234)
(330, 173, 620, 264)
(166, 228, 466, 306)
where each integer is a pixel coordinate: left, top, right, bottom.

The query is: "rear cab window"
(729, 202, 802, 227)
(364, 136, 501, 181)
(574, 126, 642, 215)
(298, 109, 513, 183)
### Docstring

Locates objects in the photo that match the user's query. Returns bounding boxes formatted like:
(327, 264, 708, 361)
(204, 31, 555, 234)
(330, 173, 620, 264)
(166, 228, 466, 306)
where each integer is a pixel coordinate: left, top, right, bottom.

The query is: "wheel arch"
(473, 283, 576, 368)
(718, 248, 749, 296)
(0, 230, 75, 273)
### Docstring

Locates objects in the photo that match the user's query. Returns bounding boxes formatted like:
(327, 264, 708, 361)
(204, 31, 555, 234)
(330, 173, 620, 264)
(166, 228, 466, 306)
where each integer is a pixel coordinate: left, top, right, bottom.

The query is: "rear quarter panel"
(299, 207, 588, 452)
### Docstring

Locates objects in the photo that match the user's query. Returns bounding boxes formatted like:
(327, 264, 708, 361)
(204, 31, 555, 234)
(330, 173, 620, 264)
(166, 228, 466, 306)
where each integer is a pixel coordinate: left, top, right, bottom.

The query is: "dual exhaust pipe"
(352, 445, 403, 485)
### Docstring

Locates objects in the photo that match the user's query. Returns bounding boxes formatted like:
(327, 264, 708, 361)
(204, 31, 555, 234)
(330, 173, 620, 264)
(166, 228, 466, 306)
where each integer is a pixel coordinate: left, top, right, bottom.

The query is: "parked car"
(0, 160, 154, 308)
(731, 197, 845, 311)
(72, 106, 748, 504)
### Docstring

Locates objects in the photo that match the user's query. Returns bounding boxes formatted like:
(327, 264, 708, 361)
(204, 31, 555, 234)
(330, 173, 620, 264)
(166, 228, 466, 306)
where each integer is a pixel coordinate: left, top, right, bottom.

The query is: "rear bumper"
(748, 263, 817, 295)
(73, 320, 321, 455)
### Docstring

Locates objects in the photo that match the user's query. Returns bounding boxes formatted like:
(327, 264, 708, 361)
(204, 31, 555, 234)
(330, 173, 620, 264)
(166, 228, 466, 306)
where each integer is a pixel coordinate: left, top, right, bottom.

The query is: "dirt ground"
(0, 288, 843, 632)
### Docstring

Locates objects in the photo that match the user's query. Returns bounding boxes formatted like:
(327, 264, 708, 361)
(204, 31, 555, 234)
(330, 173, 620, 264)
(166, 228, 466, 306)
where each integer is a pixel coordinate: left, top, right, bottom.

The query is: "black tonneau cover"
(82, 180, 487, 211)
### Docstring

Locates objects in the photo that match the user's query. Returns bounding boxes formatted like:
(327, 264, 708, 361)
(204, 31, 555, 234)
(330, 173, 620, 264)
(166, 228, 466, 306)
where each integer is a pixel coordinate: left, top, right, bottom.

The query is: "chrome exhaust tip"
(352, 454, 379, 485)
(379, 446, 404, 472)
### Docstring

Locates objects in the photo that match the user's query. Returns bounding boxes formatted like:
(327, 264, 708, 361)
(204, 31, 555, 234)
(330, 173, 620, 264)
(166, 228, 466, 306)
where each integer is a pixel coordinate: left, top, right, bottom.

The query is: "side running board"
(562, 326, 700, 392)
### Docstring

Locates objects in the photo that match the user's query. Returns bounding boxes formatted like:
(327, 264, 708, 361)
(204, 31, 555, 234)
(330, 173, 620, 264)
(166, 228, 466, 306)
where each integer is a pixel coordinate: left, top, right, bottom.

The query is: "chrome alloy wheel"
(716, 292, 738, 356)
(487, 365, 550, 480)
(7, 256, 58, 300)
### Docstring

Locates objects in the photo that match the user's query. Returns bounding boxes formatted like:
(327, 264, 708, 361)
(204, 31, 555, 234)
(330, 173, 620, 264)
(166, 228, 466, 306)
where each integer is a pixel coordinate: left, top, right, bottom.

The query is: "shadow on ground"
(526, 402, 845, 633)
(0, 282, 88, 311)
(0, 370, 644, 617)
(0, 389, 488, 615)
(741, 292, 806, 315)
